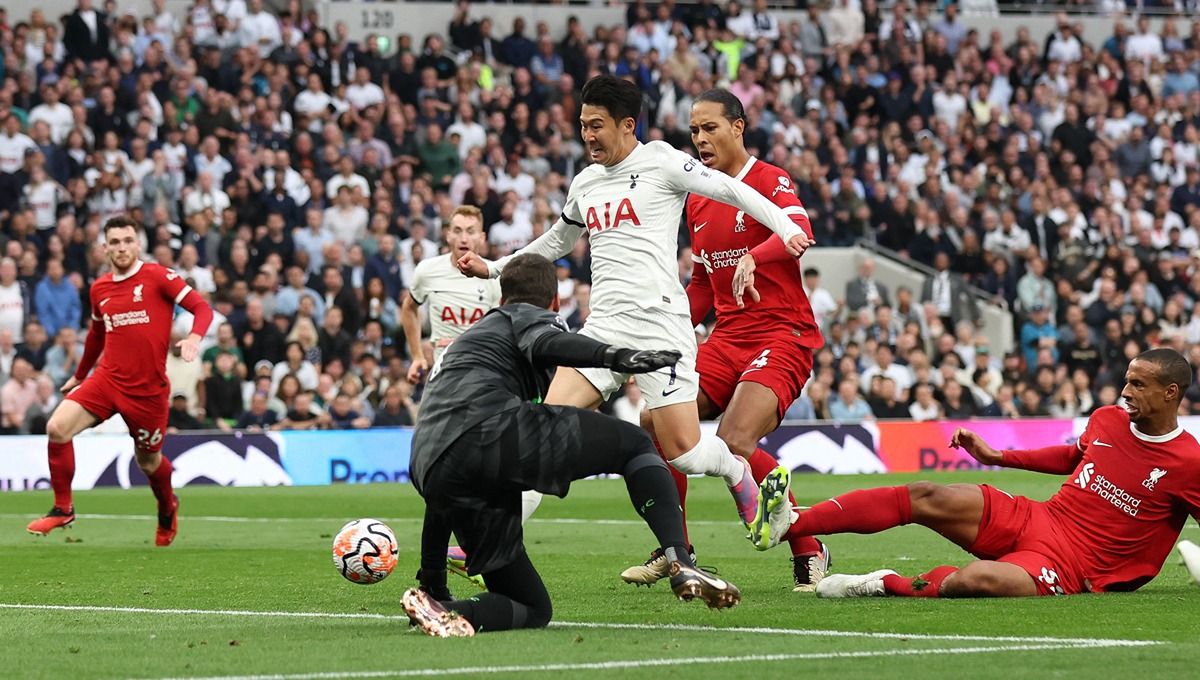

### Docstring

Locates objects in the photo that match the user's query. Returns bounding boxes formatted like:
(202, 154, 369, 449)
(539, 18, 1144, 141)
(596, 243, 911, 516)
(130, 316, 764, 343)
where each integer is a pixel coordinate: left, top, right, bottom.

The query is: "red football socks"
(147, 454, 176, 512)
(654, 439, 691, 547)
(883, 566, 959, 598)
(790, 485, 913, 537)
(48, 441, 75, 510)
(746, 448, 822, 556)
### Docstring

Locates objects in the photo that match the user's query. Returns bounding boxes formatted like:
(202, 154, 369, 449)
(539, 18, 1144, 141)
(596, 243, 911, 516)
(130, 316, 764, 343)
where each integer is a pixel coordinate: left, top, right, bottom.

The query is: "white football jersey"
(410, 254, 501, 355)
(488, 141, 806, 319)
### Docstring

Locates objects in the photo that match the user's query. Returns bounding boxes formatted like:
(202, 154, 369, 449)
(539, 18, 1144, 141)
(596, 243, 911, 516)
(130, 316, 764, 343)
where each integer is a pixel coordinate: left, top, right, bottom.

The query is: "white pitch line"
(0, 604, 1160, 648)
(0, 513, 700, 527)
(150, 643, 1151, 680)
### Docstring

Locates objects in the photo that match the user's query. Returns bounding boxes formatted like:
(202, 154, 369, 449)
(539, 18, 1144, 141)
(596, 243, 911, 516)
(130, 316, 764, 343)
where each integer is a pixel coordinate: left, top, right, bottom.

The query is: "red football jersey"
(686, 157, 822, 347)
(88, 260, 191, 394)
(1045, 405, 1200, 592)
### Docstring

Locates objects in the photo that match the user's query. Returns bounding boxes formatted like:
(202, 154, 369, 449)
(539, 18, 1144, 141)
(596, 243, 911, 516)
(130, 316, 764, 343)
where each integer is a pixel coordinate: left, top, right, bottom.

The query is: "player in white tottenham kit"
(404, 205, 541, 588)
(458, 76, 813, 545)
(401, 205, 502, 384)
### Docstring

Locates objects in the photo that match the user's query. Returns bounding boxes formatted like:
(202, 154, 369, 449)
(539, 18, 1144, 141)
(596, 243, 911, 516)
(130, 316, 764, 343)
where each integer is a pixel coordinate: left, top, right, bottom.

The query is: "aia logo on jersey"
(585, 198, 640, 233)
(1142, 467, 1167, 492)
(772, 175, 796, 198)
(132, 284, 144, 302)
(441, 306, 485, 326)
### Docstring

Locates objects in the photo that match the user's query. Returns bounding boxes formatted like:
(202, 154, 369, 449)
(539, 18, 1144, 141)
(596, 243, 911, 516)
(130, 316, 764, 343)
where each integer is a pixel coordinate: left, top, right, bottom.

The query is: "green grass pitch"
(1, 471, 1198, 679)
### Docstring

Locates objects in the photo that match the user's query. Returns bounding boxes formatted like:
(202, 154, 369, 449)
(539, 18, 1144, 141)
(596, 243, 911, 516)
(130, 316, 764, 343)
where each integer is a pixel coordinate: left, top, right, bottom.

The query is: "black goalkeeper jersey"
(409, 303, 570, 486)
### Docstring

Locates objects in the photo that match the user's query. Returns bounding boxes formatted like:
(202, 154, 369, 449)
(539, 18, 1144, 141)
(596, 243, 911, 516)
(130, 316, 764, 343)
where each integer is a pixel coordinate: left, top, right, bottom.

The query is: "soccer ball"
(332, 519, 398, 584)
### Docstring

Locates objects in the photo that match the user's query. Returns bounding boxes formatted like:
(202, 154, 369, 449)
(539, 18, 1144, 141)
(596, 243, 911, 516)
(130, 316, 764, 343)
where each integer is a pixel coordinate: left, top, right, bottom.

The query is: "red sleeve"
(687, 256, 713, 327)
(179, 288, 214, 338)
(74, 320, 106, 380)
(749, 170, 813, 263)
(156, 265, 191, 302)
(1000, 443, 1085, 475)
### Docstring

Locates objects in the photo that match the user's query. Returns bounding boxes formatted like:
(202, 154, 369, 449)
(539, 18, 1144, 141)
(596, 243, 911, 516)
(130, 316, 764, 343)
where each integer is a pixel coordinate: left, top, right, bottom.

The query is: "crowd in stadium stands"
(0, 0, 1197, 434)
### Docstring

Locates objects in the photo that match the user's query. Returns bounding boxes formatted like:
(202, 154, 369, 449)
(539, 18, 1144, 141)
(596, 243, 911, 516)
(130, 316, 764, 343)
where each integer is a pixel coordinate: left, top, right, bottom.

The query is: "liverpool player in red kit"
(26, 216, 214, 546)
(792, 348, 1200, 598)
(620, 90, 829, 591)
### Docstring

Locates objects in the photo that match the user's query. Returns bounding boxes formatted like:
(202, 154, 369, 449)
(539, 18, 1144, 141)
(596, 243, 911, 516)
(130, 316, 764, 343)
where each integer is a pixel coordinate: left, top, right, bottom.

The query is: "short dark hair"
(803, 267, 820, 278)
(500, 254, 556, 308)
(695, 88, 746, 123)
(104, 215, 139, 235)
(1136, 348, 1192, 398)
(580, 75, 641, 125)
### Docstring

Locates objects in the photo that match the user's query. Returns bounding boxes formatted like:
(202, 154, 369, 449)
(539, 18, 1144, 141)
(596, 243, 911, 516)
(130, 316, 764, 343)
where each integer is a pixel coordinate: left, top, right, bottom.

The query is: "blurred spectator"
(0, 356, 37, 433)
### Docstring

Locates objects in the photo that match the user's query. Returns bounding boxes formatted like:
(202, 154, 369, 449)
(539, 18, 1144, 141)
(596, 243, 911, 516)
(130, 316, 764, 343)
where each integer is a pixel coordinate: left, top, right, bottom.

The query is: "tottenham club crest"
(132, 284, 144, 302)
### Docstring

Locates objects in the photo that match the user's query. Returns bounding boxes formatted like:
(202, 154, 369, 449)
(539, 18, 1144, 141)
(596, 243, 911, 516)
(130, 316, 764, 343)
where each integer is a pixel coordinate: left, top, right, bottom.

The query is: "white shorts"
(576, 309, 699, 409)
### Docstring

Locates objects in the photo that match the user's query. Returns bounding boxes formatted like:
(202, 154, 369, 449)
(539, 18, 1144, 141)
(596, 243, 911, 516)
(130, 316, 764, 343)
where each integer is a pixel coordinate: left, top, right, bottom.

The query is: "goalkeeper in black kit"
(404, 254, 740, 637)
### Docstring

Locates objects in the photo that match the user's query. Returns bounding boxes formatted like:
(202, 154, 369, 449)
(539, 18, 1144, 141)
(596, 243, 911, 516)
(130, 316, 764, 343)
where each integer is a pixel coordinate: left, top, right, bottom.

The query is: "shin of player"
(28, 216, 214, 546)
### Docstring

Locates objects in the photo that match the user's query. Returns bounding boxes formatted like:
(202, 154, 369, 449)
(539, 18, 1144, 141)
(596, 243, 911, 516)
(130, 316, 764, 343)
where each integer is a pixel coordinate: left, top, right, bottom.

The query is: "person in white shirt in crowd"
(399, 219, 439, 265)
(175, 243, 216, 295)
(1125, 15, 1165, 67)
(488, 198, 534, 257)
(263, 150, 311, 206)
(0, 260, 27, 344)
(493, 155, 536, 201)
(860, 343, 914, 395)
(184, 171, 232, 228)
(802, 267, 839, 332)
(28, 80, 73, 145)
(325, 155, 370, 202)
(908, 382, 943, 422)
(22, 165, 67, 232)
(294, 72, 334, 133)
(0, 114, 35, 175)
(193, 137, 232, 188)
(982, 208, 1032, 265)
(345, 66, 385, 112)
(294, 208, 334, 275)
(446, 102, 486, 159)
(323, 185, 369, 248)
(238, 0, 280, 58)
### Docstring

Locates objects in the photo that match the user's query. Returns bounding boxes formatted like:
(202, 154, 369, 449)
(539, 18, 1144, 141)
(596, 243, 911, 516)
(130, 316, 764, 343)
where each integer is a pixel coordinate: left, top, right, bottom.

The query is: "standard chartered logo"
(1074, 462, 1094, 489)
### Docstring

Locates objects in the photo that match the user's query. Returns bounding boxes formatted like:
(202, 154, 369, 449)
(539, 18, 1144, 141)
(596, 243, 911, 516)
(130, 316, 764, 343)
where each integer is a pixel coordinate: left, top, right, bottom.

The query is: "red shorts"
(67, 374, 169, 453)
(696, 328, 814, 423)
(969, 484, 1089, 596)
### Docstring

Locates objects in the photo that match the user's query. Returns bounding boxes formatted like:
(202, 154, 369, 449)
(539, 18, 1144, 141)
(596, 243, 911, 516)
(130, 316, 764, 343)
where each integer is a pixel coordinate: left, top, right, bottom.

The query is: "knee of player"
(526, 598, 553, 629)
(713, 427, 758, 459)
(942, 563, 1004, 597)
(46, 417, 71, 443)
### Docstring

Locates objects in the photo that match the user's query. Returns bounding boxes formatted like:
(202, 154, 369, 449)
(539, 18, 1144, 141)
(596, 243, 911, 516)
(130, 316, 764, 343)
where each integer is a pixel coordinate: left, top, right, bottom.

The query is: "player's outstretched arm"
(175, 286, 215, 362)
(483, 216, 585, 279)
(530, 330, 679, 374)
(952, 427, 1084, 475)
(663, 148, 812, 256)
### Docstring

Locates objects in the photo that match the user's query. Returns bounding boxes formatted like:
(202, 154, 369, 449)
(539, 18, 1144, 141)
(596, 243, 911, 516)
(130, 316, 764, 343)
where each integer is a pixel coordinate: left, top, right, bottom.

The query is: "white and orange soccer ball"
(332, 519, 398, 584)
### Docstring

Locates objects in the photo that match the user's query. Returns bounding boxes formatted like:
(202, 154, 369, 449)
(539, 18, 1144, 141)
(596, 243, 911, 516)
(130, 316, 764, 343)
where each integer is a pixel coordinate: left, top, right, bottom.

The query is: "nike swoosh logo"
(1092, 439, 1114, 448)
(99, 298, 111, 307)
(693, 221, 708, 233)
(662, 387, 682, 397)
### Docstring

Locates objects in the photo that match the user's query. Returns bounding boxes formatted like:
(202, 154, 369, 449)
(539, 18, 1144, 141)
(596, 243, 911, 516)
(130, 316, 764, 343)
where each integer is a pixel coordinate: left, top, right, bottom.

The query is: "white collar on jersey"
(111, 258, 144, 282)
(735, 156, 758, 181)
(1129, 421, 1184, 443)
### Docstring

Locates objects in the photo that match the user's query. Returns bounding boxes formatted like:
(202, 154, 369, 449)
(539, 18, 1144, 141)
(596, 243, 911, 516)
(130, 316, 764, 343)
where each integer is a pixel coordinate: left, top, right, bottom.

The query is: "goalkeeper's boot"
(446, 546, 486, 590)
(402, 588, 475, 638)
(27, 506, 75, 536)
(669, 561, 741, 609)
